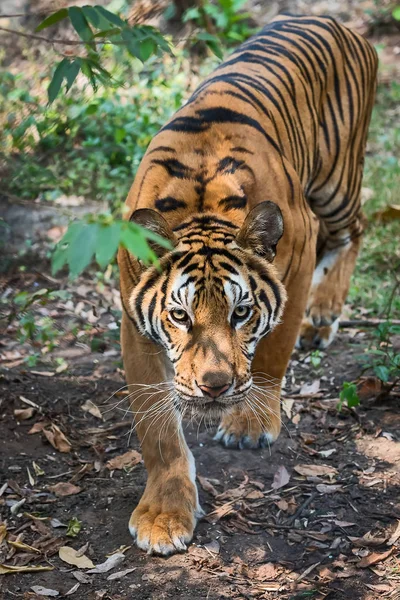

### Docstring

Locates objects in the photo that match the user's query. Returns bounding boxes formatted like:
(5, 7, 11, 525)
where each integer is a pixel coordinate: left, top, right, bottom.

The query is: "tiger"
(118, 14, 377, 555)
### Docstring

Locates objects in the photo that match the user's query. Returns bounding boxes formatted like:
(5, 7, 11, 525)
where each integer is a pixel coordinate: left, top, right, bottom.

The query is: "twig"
(0, 14, 28, 18)
(340, 319, 400, 328)
(0, 25, 127, 45)
(285, 492, 317, 525)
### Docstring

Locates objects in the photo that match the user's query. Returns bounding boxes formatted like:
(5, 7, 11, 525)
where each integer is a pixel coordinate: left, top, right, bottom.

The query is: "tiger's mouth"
(176, 393, 246, 421)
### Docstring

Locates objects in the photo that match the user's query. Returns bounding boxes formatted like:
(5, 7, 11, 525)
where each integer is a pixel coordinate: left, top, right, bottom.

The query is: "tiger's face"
(129, 203, 286, 418)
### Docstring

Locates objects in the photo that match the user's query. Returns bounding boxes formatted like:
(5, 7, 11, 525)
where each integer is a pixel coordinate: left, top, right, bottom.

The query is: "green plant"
(337, 382, 360, 411)
(183, 0, 255, 56)
(310, 350, 322, 370)
(362, 320, 400, 386)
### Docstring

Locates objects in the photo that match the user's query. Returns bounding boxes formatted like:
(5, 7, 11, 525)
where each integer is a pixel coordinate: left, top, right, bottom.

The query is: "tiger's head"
(127, 202, 287, 418)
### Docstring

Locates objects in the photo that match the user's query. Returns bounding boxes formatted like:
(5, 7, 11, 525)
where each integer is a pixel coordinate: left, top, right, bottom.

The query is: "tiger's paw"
(214, 409, 280, 450)
(296, 316, 339, 350)
(129, 472, 202, 556)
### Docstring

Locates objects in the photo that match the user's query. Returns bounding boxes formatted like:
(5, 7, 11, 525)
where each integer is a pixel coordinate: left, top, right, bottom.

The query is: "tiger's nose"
(197, 372, 232, 398)
(198, 384, 231, 398)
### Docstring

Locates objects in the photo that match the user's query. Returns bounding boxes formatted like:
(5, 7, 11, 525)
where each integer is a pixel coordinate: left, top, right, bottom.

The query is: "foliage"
(183, 0, 255, 57)
(34, 5, 171, 103)
(309, 350, 322, 370)
(337, 382, 360, 411)
(52, 212, 172, 278)
(362, 319, 400, 385)
(66, 517, 82, 537)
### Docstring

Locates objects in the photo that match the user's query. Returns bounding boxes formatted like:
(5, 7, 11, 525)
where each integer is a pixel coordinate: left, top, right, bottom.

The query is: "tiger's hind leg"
(296, 201, 365, 351)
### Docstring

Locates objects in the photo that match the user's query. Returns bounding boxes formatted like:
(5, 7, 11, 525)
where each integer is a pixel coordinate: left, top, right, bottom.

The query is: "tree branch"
(0, 25, 128, 45)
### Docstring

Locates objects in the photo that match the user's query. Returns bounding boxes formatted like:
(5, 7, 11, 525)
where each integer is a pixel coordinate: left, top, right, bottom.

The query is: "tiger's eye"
(233, 305, 250, 320)
(171, 308, 188, 322)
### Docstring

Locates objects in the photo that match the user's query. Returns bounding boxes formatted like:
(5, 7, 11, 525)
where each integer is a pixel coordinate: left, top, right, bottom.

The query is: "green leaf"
(68, 7, 93, 43)
(196, 31, 220, 42)
(206, 40, 224, 60)
(65, 60, 81, 92)
(35, 8, 68, 32)
(81, 5, 111, 30)
(183, 7, 201, 22)
(337, 382, 360, 411)
(95, 5, 125, 27)
(140, 38, 156, 62)
(66, 517, 81, 538)
(374, 365, 390, 383)
(121, 28, 141, 60)
(95, 222, 121, 267)
(67, 223, 98, 277)
(47, 58, 69, 104)
(120, 226, 157, 265)
(393, 6, 400, 20)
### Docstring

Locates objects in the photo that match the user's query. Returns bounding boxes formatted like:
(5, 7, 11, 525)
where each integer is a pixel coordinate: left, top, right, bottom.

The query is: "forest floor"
(1, 260, 400, 600)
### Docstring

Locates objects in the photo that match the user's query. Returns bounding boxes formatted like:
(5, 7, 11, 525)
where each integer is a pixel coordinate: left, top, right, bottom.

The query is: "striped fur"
(118, 15, 377, 555)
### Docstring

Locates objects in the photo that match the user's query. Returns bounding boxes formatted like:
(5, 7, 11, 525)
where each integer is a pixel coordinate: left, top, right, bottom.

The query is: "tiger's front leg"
(121, 314, 202, 555)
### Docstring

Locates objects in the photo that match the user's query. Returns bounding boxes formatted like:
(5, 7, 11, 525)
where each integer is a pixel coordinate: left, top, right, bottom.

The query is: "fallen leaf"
(59, 546, 95, 569)
(43, 425, 72, 453)
(51, 518, 67, 528)
(318, 449, 336, 458)
(373, 203, 400, 222)
(8, 540, 41, 554)
(87, 552, 125, 573)
(0, 564, 54, 574)
(246, 489, 264, 500)
(271, 465, 290, 490)
(206, 502, 235, 522)
(81, 400, 103, 421)
(29, 422, 48, 434)
(197, 476, 219, 497)
(65, 583, 80, 596)
(358, 548, 394, 568)
(14, 407, 35, 420)
(0, 523, 7, 544)
(276, 499, 289, 511)
(66, 517, 82, 538)
(365, 583, 393, 593)
(106, 451, 142, 471)
(49, 483, 81, 497)
(349, 532, 388, 548)
(388, 520, 400, 546)
(107, 567, 136, 581)
(282, 398, 294, 419)
(72, 571, 92, 584)
(30, 370, 55, 377)
(294, 464, 338, 478)
(316, 484, 343, 494)
(292, 413, 301, 425)
(31, 586, 59, 597)
(334, 521, 355, 528)
(253, 562, 278, 581)
(299, 379, 320, 396)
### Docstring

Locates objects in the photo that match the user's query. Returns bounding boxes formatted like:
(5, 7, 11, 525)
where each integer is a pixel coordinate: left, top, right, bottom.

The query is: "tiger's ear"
(130, 208, 176, 258)
(236, 201, 283, 262)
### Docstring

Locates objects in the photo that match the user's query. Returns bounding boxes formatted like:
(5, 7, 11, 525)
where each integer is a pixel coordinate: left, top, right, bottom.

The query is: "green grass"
(349, 82, 400, 318)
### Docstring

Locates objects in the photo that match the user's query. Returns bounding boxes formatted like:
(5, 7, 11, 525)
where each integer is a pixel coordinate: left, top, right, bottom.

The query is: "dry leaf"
(253, 562, 278, 581)
(349, 532, 388, 548)
(29, 422, 48, 434)
(0, 564, 54, 574)
(0, 523, 7, 544)
(49, 483, 81, 497)
(107, 568, 136, 581)
(106, 451, 142, 471)
(73, 571, 92, 584)
(14, 407, 35, 420)
(276, 499, 289, 511)
(388, 520, 400, 546)
(87, 552, 125, 573)
(294, 464, 338, 478)
(31, 586, 59, 597)
(334, 521, 355, 528)
(316, 484, 343, 494)
(206, 502, 235, 522)
(197, 476, 219, 497)
(30, 370, 55, 377)
(81, 400, 103, 421)
(8, 540, 41, 554)
(299, 379, 320, 395)
(282, 398, 294, 419)
(65, 583, 80, 596)
(365, 583, 393, 593)
(358, 548, 394, 568)
(43, 425, 72, 453)
(246, 490, 264, 500)
(271, 465, 290, 489)
(373, 204, 400, 222)
(59, 546, 95, 569)
(292, 413, 301, 425)
(204, 540, 220, 555)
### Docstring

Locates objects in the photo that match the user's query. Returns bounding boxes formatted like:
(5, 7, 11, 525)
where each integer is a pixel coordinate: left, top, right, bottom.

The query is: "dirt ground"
(1, 258, 400, 600)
